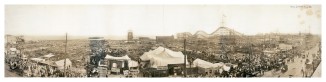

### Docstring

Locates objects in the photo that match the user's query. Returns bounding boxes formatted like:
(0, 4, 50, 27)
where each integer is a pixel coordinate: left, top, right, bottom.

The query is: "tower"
(128, 30, 133, 41)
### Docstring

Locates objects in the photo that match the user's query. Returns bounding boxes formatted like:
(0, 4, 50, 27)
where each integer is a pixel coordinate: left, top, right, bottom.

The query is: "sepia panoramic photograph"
(4, 5, 321, 78)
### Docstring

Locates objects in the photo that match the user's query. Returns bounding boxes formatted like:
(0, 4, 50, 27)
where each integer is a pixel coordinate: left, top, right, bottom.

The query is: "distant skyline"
(5, 5, 321, 37)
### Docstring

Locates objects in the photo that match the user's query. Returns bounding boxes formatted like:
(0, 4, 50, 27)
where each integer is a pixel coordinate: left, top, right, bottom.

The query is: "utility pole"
(64, 33, 67, 77)
(184, 39, 187, 77)
(249, 36, 252, 73)
(17, 36, 24, 76)
(6, 35, 8, 47)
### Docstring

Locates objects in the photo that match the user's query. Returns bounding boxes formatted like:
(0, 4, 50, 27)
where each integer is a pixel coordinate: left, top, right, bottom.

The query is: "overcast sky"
(5, 5, 321, 36)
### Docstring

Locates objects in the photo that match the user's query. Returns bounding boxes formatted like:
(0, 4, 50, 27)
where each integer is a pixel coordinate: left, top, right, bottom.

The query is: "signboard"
(157, 66, 168, 70)
(174, 67, 181, 69)
(111, 68, 120, 73)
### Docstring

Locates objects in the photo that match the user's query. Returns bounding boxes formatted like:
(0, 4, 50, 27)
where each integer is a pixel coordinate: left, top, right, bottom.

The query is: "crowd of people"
(5, 34, 321, 78)
(167, 38, 321, 77)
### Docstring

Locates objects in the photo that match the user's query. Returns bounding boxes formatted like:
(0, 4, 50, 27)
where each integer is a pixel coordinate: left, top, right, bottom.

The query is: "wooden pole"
(64, 33, 67, 77)
(184, 39, 187, 77)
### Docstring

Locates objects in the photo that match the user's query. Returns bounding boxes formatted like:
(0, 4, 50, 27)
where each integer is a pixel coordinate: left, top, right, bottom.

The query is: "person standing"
(301, 68, 304, 77)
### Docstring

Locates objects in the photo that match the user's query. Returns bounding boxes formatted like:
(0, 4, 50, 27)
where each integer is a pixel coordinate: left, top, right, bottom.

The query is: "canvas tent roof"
(40, 61, 56, 66)
(43, 53, 55, 58)
(105, 55, 131, 60)
(140, 46, 188, 68)
(193, 59, 232, 71)
(193, 58, 219, 68)
(30, 58, 45, 62)
(214, 62, 225, 67)
(55, 58, 72, 70)
(223, 65, 231, 71)
(140, 47, 185, 60)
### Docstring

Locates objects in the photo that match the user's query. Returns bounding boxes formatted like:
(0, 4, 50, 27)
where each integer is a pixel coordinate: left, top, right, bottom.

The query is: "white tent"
(40, 61, 56, 66)
(30, 58, 45, 62)
(105, 55, 131, 60)
(214, 62, 224, 67)
(140, 46, 188, 68)
(43, 53, 55, 58)
(140, 47, 165, 61)
(223, 65, 231, 72)
(193, 58, 219, 68)
(55, 58, 72, 70)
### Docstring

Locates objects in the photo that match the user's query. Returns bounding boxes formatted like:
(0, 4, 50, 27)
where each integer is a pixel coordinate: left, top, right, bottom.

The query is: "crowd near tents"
(140, 46, 188, 68)
(5, 39, 321, 78)
(55, 58, 72, 70)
